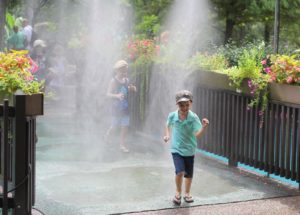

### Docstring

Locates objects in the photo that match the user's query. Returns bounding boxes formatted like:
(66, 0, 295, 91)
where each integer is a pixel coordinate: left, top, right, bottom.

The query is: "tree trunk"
(273, 0, 280, 53)
(264, 23, 270, 44)
(224, 18, 235, 44)
(0, 0, 7, 50)
(24, 0, 35, 24)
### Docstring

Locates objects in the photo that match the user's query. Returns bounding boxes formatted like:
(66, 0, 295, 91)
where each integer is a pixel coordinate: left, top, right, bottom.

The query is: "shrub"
(187, 52, 229, 72)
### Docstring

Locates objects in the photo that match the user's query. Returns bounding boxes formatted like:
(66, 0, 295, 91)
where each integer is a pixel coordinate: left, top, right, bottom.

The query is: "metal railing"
(194, 87, 300, 188)
(0, 93, 43, 215)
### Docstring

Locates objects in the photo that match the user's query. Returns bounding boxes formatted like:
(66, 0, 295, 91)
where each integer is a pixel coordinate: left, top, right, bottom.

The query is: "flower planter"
(269, 83, 300, 105)
(23, 93, 44, 116)
(3, 91, 43, 116)
(0, 92, 44, 115)
(190, 70, 236, 91)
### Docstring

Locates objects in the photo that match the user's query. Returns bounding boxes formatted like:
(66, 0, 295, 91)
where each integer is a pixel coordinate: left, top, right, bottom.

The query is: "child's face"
(117, 67, 128, 78)
(177, 101, 191, 113)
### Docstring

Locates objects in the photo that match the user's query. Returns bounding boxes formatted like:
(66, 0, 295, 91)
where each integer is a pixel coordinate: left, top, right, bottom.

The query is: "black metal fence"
(0, 93, 43, 215)
(194, 87, 300, 188)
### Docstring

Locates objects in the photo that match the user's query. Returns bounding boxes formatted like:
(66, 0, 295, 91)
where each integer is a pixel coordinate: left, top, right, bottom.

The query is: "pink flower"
(264, 67, 271, 74)
(261, 59, 267, 65)
(28, 58, 39, 74)
(286, 76, 293, 84)
(144, 40, 152, 46)
(247, 80, 252, 88)
(25, 75, 34, 81)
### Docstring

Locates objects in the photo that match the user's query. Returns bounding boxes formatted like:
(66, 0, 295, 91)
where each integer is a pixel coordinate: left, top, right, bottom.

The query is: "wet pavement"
(129, 195, 300, 215)
(34, 106, 300, 215)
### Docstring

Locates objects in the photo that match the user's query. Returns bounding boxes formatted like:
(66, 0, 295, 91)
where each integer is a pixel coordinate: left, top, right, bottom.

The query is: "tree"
(210, 0, 300, 48)
(210, 0, 253, 44)
(0, 0, 7, 50)
(129, 0, 173, 37)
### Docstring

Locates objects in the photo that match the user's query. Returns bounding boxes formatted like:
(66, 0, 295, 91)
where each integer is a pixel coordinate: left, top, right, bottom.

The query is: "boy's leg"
(184, 177, 192, 196)
(172, 153, 185, 198)
(183, 156, 194, 201)
(119, 115, 130, 152)
(175, 172, 184, 196)
(105, 114, 119, 144)
(120, 126, 128, 149)
(104, 126, 113, 144)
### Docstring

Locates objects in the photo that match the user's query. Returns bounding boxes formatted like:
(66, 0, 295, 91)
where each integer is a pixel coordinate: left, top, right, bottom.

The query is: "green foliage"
(202, 42, 270, 114)
(226, 42, 267, 99)
(135, 15, 160, 38)
(129, 0, 172, 37)
(237, 44, 264, 79)
(187, 52, 228, 72)
(247, 75, 270, 112)
(210, 0, 300, 47)
(4, 12, 16, 41)
(6, 12, 15, 30)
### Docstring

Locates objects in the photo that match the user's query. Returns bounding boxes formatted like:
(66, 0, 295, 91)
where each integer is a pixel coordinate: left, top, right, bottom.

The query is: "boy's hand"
(128, 84, 137, 92)
(116, 93, 125, 100)
(163, 136, 170, 143)
(202, 118, 209, 128)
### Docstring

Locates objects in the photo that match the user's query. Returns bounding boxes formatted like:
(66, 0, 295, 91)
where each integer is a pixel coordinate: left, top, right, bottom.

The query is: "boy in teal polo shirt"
(164, 90, 209, 205)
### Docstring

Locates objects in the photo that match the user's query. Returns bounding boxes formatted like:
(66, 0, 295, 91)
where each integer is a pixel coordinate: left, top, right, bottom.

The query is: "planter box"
(189, 70, 254, 97)
(190, 70, 236, 91)
(24, 93, 44, 116)
(0, 92, 44, 115)
(11, 92, 44, 116)
(269, 83, 300, 105)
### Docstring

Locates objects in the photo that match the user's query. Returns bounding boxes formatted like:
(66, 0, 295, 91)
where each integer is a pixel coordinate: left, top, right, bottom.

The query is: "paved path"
(34, 107, 300, 215)
(128, 195, 300, 215)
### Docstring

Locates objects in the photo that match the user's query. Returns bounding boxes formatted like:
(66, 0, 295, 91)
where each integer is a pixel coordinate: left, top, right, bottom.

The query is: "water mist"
(38, 0, 133, 161)
(144, 0, 215, 138)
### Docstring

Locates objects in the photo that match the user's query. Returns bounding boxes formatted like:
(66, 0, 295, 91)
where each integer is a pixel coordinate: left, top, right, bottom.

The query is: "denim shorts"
(172, 153, 195, 178)
(112, 115, 130, 127)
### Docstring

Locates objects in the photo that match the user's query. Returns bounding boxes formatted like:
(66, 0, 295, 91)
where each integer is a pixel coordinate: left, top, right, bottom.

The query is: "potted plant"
(266, 54, 300, 104)
(0, 50, 44, 104)
(186, 52, 236, 91)
(227, 42, 269, 96)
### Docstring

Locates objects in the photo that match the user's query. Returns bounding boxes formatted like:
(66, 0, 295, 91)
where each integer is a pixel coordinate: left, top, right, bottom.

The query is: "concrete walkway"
(129, 195, 300, 215)
(34, 107, 300, 215)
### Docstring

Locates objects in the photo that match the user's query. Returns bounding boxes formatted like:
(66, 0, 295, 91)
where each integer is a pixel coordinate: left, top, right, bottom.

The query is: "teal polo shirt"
(167, 110, 202, 156)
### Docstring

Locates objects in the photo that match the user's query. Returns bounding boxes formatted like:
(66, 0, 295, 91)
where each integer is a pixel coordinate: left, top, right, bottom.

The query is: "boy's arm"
(163, 126, 171, 143)
(107, 79, 123, 100)
(195, 118, 209, 139)
(128, 82, 137, 92)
